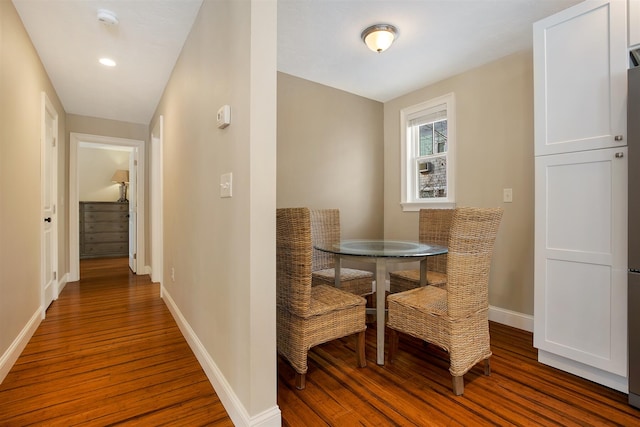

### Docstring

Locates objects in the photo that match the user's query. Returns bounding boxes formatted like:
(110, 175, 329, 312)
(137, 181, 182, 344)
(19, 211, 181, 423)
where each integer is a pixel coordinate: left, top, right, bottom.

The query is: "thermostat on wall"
(217, 105, 231, 129)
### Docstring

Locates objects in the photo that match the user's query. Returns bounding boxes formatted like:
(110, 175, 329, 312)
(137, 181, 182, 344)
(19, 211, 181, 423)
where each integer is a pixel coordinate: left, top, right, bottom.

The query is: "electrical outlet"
(503, 188, 513, 203)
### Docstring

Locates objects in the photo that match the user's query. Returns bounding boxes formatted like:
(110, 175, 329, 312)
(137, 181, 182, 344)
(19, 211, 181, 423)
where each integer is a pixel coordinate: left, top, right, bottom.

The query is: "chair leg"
(452, 375, 464, 396)
(388, 328, 399, 363)
(356, 330, 367, 368)
(484, 358, 491, 376)
(295, 372, 306, 390)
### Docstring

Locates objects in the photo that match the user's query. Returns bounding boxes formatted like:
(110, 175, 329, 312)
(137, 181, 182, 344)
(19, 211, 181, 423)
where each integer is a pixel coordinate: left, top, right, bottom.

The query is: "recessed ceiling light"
(99, 58, 116, 67)
(97, 9, 119, 26)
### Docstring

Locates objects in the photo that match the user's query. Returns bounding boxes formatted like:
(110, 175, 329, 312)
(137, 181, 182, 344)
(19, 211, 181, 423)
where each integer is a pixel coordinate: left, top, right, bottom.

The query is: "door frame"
(150, 116, 164, 288)
(41, 92, 58, 315)
(69, 132, 146, 281)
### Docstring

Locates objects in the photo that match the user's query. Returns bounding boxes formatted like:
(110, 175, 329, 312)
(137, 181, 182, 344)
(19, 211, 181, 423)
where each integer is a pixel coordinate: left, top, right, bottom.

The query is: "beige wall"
(67, 114, 148, 141)
(0, 1, 66, 378)
(384, 50, 535, 315)
(150, 0, 278, 422)
(78, 147, 129, 202)
(277, 72, 384, 239)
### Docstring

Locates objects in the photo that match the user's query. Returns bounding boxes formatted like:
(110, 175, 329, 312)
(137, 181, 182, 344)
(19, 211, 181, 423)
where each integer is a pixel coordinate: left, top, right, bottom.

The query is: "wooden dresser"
(79, 202, 129, 259)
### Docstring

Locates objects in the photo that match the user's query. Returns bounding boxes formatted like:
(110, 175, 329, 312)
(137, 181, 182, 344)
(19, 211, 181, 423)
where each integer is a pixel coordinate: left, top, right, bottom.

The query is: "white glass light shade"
(361, 24, 398, 53)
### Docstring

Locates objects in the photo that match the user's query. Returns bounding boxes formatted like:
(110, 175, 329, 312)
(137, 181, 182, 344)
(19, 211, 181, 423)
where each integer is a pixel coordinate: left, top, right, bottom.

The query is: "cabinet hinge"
(134, 253, 137, 260)
(53, 272, 57, 280)
(53, 204, 56, 215)
(52, 137, 56, 147)
(134, 160, 138, 166)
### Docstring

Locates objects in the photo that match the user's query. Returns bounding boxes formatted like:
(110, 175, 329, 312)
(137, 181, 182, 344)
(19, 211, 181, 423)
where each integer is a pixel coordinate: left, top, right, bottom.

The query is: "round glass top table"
(315, 239, 448, 365)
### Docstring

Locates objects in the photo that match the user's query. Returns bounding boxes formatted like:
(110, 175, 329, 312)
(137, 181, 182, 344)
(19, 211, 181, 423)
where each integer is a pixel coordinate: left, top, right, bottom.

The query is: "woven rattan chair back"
(446, 207, 503, 319)
(276, 207, 312, 317)
(276, 207, 367, 389)
(419, 209, 454, 275)
(387, 206, 503, 395)
(310, 208, 340, 272)
(388, 209, 453, 293)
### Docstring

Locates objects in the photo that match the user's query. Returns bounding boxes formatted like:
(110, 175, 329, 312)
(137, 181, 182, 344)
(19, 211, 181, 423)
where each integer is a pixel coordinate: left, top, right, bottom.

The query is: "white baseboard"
(161, 286, 281, 427)
(0, 308, 42, 384)
(488, 305, 534, 332)
(58, 272, 69, 296)
(489, 308, 628, 393)
(539, 349, 628, 393)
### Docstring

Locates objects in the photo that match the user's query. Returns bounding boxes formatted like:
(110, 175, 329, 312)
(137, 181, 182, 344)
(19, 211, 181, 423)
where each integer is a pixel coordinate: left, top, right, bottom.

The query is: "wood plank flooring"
(0, 258, 234, 426)
(2, 257, 640, 426)
(279, 319, 640, 426)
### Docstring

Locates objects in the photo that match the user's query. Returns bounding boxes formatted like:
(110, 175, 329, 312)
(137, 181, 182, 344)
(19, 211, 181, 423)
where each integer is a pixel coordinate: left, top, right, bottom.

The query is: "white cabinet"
(533, 0, 627, 156)
(533, 0, 629, 393)
(534, 148, 628, 382)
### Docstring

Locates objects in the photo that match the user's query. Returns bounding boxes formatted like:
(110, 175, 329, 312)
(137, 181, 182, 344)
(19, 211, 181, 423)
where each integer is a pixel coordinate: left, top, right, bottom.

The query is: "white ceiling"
(12, 0, 583, 125)
(12, 0, 203, 124)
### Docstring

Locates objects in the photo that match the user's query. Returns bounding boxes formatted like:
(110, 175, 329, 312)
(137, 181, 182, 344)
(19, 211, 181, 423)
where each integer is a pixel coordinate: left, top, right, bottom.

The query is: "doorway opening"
(69, 133, 146, 281)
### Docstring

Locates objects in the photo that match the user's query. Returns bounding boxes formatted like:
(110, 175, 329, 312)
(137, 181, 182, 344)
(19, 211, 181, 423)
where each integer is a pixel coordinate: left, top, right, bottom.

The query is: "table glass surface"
(314, 239, 447, 258)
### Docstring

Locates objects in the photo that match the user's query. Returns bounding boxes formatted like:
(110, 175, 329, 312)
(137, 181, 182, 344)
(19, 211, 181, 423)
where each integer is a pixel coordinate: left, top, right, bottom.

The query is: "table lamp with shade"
(111, 169, 129, 202)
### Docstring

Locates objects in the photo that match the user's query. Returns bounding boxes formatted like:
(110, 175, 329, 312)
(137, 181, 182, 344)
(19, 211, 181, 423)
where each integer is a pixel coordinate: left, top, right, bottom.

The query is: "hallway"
(0, 258, 233, 425)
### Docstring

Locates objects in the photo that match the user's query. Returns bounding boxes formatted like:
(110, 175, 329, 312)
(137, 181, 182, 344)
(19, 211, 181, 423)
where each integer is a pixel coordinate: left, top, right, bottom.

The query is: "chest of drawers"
(79, 202, 129, 259)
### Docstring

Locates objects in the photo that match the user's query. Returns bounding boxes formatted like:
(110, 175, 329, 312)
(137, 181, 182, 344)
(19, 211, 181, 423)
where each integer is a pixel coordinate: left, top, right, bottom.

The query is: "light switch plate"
(503, 188, 513, 203)
(220, 173, 232, 198)
(217, 105, 231, 129)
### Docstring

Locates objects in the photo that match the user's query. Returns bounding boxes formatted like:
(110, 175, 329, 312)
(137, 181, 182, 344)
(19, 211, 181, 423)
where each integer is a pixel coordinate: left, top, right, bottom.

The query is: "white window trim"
(400, 92, 456, 211)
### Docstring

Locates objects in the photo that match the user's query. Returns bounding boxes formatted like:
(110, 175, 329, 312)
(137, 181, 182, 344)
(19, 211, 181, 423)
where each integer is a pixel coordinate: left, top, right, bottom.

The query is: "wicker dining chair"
(310, 209, 374, 297)
(388, 208, 454, 293)
(276, 207, 367, 390)
(387, 207, 503, 396)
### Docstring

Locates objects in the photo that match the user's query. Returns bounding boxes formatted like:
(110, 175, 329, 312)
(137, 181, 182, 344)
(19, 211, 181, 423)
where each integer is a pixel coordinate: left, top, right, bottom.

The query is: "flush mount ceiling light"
(97, 9, 119, 26)
(361, 24, 398, 53)
(99, 57, 116, 67)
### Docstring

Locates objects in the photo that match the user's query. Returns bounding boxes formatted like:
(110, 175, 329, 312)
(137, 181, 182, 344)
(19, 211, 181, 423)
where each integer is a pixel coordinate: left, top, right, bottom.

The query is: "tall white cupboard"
(533, 0, 629, 392)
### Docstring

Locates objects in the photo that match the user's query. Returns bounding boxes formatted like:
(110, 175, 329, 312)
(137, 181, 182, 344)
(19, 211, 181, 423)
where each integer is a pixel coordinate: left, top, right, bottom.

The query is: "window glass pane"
(413, 119, 447, 199)
(434, 120, 447, 153)
(417, 155, 447, 199)
(419, 124, 433, 156)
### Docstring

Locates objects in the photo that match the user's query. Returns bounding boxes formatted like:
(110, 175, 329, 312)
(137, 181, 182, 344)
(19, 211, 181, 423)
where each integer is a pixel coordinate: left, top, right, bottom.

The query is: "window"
(400, 93, 455, 210)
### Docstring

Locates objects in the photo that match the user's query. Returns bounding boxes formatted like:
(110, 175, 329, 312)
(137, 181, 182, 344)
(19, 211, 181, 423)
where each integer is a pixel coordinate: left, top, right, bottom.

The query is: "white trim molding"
(0, 309, 41, 384)
(538, 350, 628, 393)
(400, 92, 456, 210)
(489, 305, 534, 332)
(161, 287, 281, 427)
(69, 133, 146, 281)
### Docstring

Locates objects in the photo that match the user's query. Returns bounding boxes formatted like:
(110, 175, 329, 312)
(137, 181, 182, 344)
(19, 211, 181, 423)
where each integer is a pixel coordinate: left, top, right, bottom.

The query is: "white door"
(129, 151, 137, 273)
(533, 0, 627, 156)
(41, 93, 58, 312)
(534, 147, 628, 376)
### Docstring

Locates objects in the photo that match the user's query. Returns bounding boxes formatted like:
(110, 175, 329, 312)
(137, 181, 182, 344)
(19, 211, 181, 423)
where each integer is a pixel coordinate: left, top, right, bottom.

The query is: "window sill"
(401, 201, 456, 212)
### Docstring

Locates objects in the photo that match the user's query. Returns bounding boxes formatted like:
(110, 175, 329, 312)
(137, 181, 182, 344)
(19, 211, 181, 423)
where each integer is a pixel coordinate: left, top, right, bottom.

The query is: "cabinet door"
(533, 0, 627, 156)
(534, 147, 627, 376)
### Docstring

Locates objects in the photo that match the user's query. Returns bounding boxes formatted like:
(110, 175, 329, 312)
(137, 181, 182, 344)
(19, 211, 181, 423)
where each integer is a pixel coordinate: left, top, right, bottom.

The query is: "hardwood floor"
(2, 257, 639, 426)
(279, 322, 640, 426)
(0, 258, 234, 426)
